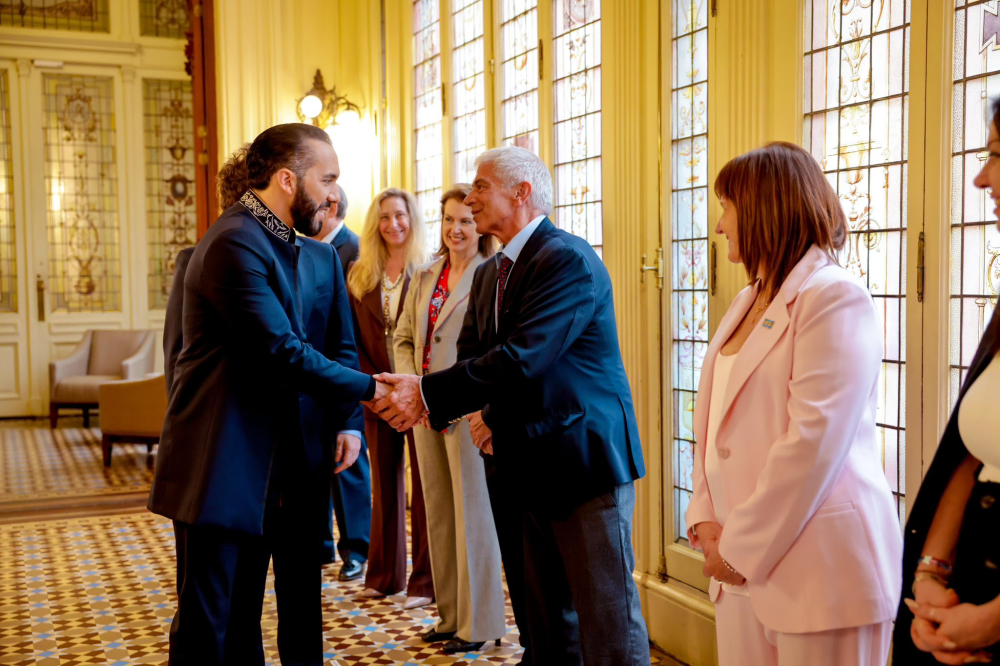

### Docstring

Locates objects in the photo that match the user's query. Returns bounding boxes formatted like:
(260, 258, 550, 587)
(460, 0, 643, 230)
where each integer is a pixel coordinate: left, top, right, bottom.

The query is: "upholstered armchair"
(98, 373, 168, 466)
(49, 329, 156, 428)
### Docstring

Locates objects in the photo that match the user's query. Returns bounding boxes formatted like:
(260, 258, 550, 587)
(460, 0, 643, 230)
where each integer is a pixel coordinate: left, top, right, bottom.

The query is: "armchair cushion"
(89, 330, 153, 376)
(53, 375, 121, 404)
(99, 374, 168, 438)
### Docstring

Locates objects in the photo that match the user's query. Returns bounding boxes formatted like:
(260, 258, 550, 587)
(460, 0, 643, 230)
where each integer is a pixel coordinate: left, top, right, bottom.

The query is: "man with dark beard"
(149, 123, 390, 666)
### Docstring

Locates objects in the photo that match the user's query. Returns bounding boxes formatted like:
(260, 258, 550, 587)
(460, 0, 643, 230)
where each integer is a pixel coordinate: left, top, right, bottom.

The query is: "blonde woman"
(347, 188, 433, 608)
(394, 185, 505, 654)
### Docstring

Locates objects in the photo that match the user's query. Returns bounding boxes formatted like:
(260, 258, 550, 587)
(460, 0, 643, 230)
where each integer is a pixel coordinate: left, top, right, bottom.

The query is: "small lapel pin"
(762, 319, 774, 329)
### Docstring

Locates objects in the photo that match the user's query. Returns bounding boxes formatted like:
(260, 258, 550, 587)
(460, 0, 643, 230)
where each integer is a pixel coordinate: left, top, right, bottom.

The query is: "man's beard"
(290, 181, 328, 236)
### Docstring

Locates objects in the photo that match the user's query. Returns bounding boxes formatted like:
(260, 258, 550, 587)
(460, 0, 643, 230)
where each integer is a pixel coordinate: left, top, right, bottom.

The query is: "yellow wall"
(214, 0, 381, 234)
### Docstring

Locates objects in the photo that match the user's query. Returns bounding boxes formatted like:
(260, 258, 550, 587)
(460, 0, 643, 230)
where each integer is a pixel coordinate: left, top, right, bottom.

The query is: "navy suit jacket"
(297, 235, 365, 446)
(421, 218, 645, 512)
(331, 224, 360, 272)
(163, 246, 194, 392)
(149, 196, 374, 535)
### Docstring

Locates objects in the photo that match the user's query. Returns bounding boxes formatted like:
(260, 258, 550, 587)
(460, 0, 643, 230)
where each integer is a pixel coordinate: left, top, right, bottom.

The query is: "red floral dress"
(422, 260, 450, 374)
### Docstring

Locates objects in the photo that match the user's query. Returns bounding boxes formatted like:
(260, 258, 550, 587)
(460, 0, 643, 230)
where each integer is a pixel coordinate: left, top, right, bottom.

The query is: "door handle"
(36, 275, 45, 322)
(641, 248, 663, 289)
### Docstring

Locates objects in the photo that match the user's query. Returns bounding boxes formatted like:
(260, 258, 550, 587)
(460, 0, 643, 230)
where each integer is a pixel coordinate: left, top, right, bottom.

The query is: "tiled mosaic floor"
(0, 512, 678, 666)
(0, 511, 525, 665)
(0, 422, 153, 504)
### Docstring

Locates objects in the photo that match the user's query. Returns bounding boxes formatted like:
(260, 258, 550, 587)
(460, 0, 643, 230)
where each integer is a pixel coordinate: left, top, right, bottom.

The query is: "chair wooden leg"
(82, 407, 90, 429)
(102, 434, 112, 467)
(49, 403, 58, 429)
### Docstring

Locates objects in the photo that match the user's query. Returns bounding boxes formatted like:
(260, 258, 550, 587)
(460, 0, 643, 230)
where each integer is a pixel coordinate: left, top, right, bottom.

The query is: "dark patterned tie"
(497, 253, 514, 314)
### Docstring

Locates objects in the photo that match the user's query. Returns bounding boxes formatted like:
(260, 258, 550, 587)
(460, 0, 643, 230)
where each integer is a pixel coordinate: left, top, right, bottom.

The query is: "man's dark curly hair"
(216, 143, 250, 211)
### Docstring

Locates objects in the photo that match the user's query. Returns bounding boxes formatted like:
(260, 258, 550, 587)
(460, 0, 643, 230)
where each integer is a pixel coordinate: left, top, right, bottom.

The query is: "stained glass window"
(139, 0, 190, 38)
(143, 80, 196, 310)
(553, 0, 602, 252)
(414, 0, 444, 252)
(500, 0, 539, 153)
(671, 0, 709, 543)
(804, 0, 909, 523)
(452, 0, 486, 184)
(0, 72, 15, 313)
(0, 0, 109, 31)
(951, 1, 1000, 406)
(43, 74, 121, 313)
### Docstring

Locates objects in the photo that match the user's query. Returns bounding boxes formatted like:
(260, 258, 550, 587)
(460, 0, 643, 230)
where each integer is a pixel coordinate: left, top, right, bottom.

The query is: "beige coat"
(394, 253, 485, 376)
(393, 252, 506, 641)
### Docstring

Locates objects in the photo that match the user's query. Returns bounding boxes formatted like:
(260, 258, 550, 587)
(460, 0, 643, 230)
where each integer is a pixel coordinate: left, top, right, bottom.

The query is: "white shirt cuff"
(337, 430, 363, 439)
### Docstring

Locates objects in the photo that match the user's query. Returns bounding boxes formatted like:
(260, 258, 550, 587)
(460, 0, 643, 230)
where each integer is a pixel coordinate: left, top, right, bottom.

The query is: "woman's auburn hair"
(714, 141, 848, 303)
(347, 188, 428, 301)
(435, 183, 498, 258)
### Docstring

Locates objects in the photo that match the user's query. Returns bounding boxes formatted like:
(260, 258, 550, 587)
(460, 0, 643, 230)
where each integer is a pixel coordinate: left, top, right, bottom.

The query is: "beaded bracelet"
(917, 555, 954, 575)
(722, 558, 739, 575)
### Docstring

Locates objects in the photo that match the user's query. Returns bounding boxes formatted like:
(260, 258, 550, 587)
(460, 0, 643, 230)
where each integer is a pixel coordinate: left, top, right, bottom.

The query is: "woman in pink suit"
(685, 141, 902, 666)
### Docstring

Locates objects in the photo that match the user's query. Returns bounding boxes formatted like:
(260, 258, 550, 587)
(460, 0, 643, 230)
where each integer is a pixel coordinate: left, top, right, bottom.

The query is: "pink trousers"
(715, 590, 892, 666)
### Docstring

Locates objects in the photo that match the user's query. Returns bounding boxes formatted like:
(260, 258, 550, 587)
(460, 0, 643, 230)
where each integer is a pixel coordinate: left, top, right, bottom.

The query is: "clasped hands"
(904, 576, 998, 664)
(693, 521, 746, 587)
(363, 374, 494, 454)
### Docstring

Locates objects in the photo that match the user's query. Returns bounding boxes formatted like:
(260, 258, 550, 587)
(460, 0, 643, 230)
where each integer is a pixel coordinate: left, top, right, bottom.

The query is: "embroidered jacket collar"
(240, 189, 294, 243)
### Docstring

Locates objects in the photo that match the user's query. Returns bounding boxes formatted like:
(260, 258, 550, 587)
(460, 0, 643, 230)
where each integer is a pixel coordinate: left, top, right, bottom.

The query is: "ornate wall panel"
(0, 71, 15, 314)
(500, 0, 539, 153)
(0, 0, 109, 31)
(143, 79, 195, 310)
(670, 0, 709, 543)
(804, 0, 909, 522)
(951, 0, 1000, 406)
(552, 0, 603, 253)
(452, 0, 486, 184)
(413, 0, 444, 251)
(43, 74, 121, 313)
(139, 0, 190, 38)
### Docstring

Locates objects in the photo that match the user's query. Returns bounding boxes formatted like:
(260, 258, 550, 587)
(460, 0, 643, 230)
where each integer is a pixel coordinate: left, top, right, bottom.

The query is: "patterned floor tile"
(0, 512, 529, 665)
(0, 422, 153, 505)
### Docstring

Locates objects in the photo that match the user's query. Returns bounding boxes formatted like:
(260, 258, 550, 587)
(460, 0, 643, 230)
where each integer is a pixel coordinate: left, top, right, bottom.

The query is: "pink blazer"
(684, 245, 902, 634)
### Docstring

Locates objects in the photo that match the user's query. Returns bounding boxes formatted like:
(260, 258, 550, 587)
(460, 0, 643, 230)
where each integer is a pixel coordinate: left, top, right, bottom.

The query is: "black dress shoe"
(421, 628, 456, 643)
(441, 638, 501, 654)
(337, 559, 363, 582)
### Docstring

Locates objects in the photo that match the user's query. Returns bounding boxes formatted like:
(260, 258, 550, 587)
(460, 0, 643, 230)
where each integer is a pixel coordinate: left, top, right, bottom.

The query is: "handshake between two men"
(363, 373, 494, 455)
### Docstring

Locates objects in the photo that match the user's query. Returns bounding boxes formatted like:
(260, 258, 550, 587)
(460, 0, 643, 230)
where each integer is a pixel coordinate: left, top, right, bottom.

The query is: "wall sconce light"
(297, 69, 360, 131)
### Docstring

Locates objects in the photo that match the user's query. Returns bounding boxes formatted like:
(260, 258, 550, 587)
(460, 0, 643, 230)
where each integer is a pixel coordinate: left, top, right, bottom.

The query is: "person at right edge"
(686, 142, 901, 666)
(894, 98, 1000, 665)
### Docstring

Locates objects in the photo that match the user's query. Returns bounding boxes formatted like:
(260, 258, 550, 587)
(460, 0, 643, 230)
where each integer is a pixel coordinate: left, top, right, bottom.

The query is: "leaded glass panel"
(671, 0, 709, 543)
(414, 0, 443, 251)
(0, 0, 109, 31)
(0, 72, 15, 313)
(139, 0, 190, 38)
(452, 0, 486, 184)
(143, 79, 195, 310)
(803, 0, 909, 524)
(553, 0, 602, 253)
(500, 0, 539, 154)
(43, 74, 121, 313)
(951, 1, 1000, 407)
